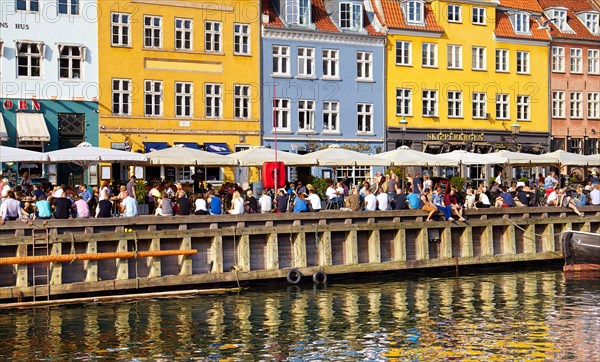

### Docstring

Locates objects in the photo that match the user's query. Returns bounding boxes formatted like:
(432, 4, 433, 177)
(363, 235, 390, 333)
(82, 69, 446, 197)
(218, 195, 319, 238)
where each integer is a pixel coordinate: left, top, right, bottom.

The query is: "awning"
(205, 142, 231, 155)
(0, 113, 8, 141)
(143, 141, 169, 153)
(174, 142, 201, 150)
(16, 113, 50, 142)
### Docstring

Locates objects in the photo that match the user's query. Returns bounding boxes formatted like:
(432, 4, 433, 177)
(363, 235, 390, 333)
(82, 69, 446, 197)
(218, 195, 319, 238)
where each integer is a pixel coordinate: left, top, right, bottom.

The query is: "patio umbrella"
(584, 154, 599, 166)
(227, 147, 311, 166)
(489, 150, 538, 165)
(534, 150, 590, 166)
(146, 144, 236, 166)
(300, 146, 377, 167)
(0, 146, 48, 163)
(432, 150, 506, 165)
(46, 142, 147, 166)
(372, 146, 458, 167)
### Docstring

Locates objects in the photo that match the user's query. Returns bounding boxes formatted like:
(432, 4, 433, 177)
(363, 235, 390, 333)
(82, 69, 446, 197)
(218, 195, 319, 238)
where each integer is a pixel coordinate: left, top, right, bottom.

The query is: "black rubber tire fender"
(312, 270, 327, 284)
(286, 268, 303, 284)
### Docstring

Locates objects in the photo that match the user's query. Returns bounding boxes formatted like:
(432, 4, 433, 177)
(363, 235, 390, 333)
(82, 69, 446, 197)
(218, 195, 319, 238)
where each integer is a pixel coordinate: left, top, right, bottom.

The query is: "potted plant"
(135, 180, 149, 215)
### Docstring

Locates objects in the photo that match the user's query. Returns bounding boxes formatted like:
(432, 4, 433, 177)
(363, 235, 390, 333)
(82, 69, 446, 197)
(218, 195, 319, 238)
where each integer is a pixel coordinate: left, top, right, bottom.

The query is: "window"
(112, 79, 131, 115)
(589, 138, 599, 155)
(340, 2, 362, 31)
(496, 94, 509, 119)
(448, 4, 461, 23)
(17, 42, 42, 78)
(59, 45, 83, 80)
(516, 51, 529, 74)
(588, 49, 599, 75)
(570, 48, 582, 73)
(396, 41, 412, 66)
(447, 91, 462, 118)
(357, 103, 373, 133)
(516, 95, 530, 121)
(111, 13, 130, 47)
(298, 100, 315, 131)
(234, 85, 251, 119)
(406, 0, 424, 24)
(144, 16, 162, 49)
(422, 90, 438, 117)
(175, 18, 193, 50)
(205, 21, 222, 53)
(422, 43, 437, 67)
(582, 13, 599, 35)
(447, 45, 462, 69)
(472, 7, 485, 25)
(175, 82, 193, 118)
(472, 46, 486, 70)
(58, 0, 79, 15)
(272, 45, 290, 76)
(234, 24, 250, 55)
(472, 92, 486, 118)
(552, 46, 565, 72)
(495, 49, 508, 72)
(322, 49, 339, 78)
(552, 10, 567, 31)
(514, 13, 529, 34)
(144, 80, 162, 117)
(205, 83, 222, 119)
(285, 0, 310, 25)
(570, 92, 582, 118)
(569, 138, 583, 154)
(323, 101, 339, 132)
(298, 47, 315, 77)
(587, 92, 599, 119)
(357, 51, 373, 80)
(273, 98, 290, 130)
(396, 88, 412, 116)
(16, 0, 38, 11)
(552, 91, 565, 118)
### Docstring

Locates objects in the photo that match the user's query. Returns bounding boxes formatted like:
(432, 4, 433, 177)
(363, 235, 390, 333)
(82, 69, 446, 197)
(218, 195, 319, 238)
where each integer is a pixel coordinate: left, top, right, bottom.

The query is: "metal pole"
(273, 84, 278, 190)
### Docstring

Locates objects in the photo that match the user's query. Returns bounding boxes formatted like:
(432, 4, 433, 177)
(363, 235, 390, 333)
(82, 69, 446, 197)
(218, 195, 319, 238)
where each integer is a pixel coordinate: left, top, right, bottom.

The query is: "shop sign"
(2, 99, 41, 111)
(426, 132, 485, 142)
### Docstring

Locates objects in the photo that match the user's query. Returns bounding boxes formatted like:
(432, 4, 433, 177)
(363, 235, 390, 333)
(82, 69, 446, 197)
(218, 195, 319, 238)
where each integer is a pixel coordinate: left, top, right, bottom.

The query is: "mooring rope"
(133, 231, 139, 289)
(69, 233, 77, 264)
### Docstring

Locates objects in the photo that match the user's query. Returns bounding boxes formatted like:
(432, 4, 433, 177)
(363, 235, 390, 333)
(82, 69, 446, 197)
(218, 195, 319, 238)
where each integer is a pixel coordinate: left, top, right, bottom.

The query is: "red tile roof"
(537, 0, 600, 41)
(262, 0, 284, 27)
(499, 0, 544, 13)
(364, 8, 385, 36)
(538, 0, 598, 13)
(494, 11, 551, 41)
(312, 0, 339, 32)
(379, 0, 444, 33)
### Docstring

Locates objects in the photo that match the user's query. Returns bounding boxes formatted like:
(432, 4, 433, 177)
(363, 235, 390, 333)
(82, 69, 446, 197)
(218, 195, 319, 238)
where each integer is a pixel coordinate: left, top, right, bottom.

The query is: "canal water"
(0, 269, 598, 361)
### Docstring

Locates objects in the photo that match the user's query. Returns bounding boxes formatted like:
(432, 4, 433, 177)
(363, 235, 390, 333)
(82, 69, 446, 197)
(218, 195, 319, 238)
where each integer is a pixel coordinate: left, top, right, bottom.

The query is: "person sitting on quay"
(464, 188, 477, 210)
(229, 191, 245, 215)
(359, 181, 371, 199)
(35, 195, 52, 220)
(0, 191, 23, 224)
(119, 191, 138, 218)
(514, 186, 529, 207)
(544, 171, 559, 197)
(207, 190, 222, 215)
(342, 187, 361, 212)
(155, 192, 174, 216)
(275, 189, 288, 213)
(32, 183, 46, 201)
(572, 186, 588, 208)
(73, 194, 90, 218)
(244, 189, 258, 214)
(444, 188, 466, 221)
(148, 182, 162, 214)
(391, 186, 407, 210)
(20, 200, 35, 221)
(376, 186, 389, 211)
(590, 184, 600, 205)
(406, 191, 420, 211)
(95, 197, 112, 218)
(293, 192, 309, 213)
(363, 188, 377, 211)
(556, 188, 585, 217)
(176, 190, 191, 216)
(421, 188, 438, 222)
(258, 190, 273, 213)
(193, 193, 208, 215)
(326, 181, 343, 206)
(432, 186, 454, 222)
(546, 187, 559, 206)
(307, 187, 322, 212)
(51, 192, 72, 220)
(494, 187, 515, 208)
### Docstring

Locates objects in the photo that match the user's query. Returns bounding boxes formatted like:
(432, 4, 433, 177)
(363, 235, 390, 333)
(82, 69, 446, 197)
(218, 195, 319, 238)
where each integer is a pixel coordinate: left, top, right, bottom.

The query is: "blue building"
(261, 0, 386, 183)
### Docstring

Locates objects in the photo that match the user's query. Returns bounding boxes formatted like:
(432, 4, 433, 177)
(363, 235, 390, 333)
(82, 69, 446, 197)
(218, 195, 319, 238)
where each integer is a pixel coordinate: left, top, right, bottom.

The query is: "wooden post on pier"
(147, 238, 161, 278)
(15, 241, 28, 288)
(368, 222, 381, 264)
(416, 228, 429, 261)
(393, 223, 406, 262)
(542, 224, 555, 252)
(523, 224, 536, 254)
(318, 221, 332, 266)
(116, 237, 128, 281)
(481, 225, 494, 256)
(345, 229, 358, 265)
(179, 225, 192, 276)
(85, 241, 98, 282)
(440, 227, 452, 259)
(460, 226, 473, 258)
(50, 229, 62, 285)
(293, 227, 307, 268)
(266, 232, 279, 270)
(209, 223, 223, 273)
(502, 224, 516, 255)
(236, 222, 250, 272)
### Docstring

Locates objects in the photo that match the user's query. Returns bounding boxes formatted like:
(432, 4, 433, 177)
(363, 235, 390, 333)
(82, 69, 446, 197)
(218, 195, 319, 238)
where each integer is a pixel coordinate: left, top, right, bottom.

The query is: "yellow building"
(98, 0, 261, 182)
(376, 0, 550, 157)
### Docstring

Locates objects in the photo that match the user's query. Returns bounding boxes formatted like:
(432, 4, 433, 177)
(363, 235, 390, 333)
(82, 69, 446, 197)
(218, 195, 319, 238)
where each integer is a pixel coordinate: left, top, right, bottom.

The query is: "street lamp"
(399, 116, 408, 147)
(510, 120, 521, 135)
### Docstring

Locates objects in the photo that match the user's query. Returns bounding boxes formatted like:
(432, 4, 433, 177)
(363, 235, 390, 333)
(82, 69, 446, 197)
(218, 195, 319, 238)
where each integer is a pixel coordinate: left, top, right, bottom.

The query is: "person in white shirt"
(120, 192, 139, 218)
(546, 188, 558, 206)
(376, 187, 389, 211)
(229, 191, 245, 215)
(258, 190, 272, 213)
(194, 193, 208, 215)
(1, 178, 11, 198)
(307, 189, 322, 212)
(591, 185, 600, 205)
(364, 188, 377, 211)
(495, 171, 502, 186)
(326, 182, 343, 204)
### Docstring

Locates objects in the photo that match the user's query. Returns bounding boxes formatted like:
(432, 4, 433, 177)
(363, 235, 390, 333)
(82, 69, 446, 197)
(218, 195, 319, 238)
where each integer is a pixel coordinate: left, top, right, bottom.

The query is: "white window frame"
(234, 23, 251, 55)
(357, 103, 373, 134)
(447, 4, 461, 23)
(205, 83, 222, 119)
(570, 48, 582, 74)
(516, 95, 530, 121)
(583, 13, 599, 35)
(234, 84, 251, 119)
(322, 49, 339, 79)
(422, 43, 437, 68)
(514, 13, 530, 34)
(472, 92, 487, 119)
(552, 91, 565, 118)
(552, 46, 565, 73)
(569, 92, 582, 119)
(339, 2, 363, 31)
(58, 0, 79, 15)
(496, 93, 509, 120)
(588, 49, 599, 75)
(58, 44, 84, 80)
(272, 45, 290, 76)
(111, 12, 131, 47)
(298, 100, 315, 132)
(396, 41, 412, 66)
(495, 49, 509, 72)
(472, 46, 486, 71)
(422, 90, 438, 117)
(143, 15, 162, 49)
(323, 101, 339, 133)
(357, 51, 373, 81)
(472, 7, 485, 25)
(16, 0, 39, 12)
(112, 78, 131, 116)
(447, 44, 462, 69)
(273, 98, 291, 131)
(516, 51, 530, 74)
(175, 82, 193, 118)
(16, 41, 43, 78)
(285, 0, 311, 26)
(406, 0, 424, 24)
(205, 21, 222, 53)
(298, 47, 315, 78)
(175, 18, 193, 51)
(144, 80, 163, 117)
(552, 9, 568, 31)
(447, 91, 462, 118)
(396, 88, 412, 116)
(588, 92, 599, 119)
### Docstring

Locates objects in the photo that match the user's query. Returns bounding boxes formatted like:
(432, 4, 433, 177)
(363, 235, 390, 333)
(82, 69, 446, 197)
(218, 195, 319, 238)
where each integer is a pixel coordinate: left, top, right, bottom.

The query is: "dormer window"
(285, 0, 310, 26)
(580, 12, 599, 35)
(405, 0, 424, 24)
(547, 9, 568, 32)
(513, 12, 530, 34)
(340, 2, 362, 31)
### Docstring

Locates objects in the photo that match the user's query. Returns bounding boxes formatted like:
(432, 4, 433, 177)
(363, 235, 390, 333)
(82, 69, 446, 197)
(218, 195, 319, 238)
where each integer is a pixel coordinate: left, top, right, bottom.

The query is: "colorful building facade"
(97, 0, 262, 182)
(539, 0, 600, 156)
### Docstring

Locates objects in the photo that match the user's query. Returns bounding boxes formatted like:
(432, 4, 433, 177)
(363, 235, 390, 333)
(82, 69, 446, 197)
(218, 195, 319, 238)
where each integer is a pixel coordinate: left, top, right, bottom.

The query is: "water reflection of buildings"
(1, 271, 599, 361)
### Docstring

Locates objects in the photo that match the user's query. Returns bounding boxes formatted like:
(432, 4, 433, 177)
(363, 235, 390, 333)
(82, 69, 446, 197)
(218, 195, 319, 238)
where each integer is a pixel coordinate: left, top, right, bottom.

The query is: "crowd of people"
(0, 168, 599, 223)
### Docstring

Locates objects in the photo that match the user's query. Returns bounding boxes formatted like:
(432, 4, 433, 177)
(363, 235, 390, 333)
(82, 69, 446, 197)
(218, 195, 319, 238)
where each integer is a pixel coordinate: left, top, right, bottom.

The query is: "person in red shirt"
(443, 188, 466, 221)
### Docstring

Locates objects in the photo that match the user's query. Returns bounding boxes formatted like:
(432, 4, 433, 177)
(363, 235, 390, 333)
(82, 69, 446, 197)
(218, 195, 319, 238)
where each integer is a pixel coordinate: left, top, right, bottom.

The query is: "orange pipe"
(0, 250, 197, 265)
